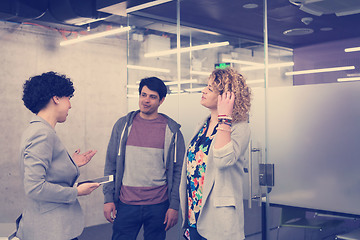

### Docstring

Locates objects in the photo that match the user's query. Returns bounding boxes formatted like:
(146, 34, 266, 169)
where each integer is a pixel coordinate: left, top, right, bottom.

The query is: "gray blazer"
(180, 117, 250, 240)
(16, 116, 84, 240)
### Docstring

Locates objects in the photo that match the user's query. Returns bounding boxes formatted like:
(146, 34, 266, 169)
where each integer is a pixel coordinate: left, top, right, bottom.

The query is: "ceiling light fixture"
(188, 27, 221, 36)
(285, 66, 355, 76)
(144, 41, 229, 58)
(184, 87, 205, 92)
(165, 79, 198, 85)
(344, 47, 360, 52)
(60, 26, 131, 46)
(242, 62, 294, 71)
(170, 90, 185, 94)
(320, 27, 333, 31)
(126, 0, 172, 13)
(127, 64, 170, 73)
(246, 79, 265, 84)
(283, 28, 313, 36)
(337, 77, 360, 82)
(127, 84, 138, 89)
(222, 58, 263, 66)
(243, 3, 258, 9)
(127, 94, 139, 98)
(190, 70, 212, 76)
(347, 73, 360, 77)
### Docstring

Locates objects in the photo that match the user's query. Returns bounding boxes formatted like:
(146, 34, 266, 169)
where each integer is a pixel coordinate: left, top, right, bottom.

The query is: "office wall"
(0, 21, 127, 227)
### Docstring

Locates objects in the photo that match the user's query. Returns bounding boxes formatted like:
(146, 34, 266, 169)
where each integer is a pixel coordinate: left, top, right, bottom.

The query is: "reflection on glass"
(127, 14, 294, 97)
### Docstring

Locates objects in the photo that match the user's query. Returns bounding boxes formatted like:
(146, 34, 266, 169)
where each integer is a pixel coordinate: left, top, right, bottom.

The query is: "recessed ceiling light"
(283, 28, 314, 36)
(289, 0, 302, 7)
(320, 27, 333, 31)
(301, 17, 313, 25)
(243, 3, 258, 9)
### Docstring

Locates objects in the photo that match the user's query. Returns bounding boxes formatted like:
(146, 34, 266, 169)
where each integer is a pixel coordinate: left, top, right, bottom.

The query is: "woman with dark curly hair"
(179, 67, 251, 240)
(16, 72, 100, 240)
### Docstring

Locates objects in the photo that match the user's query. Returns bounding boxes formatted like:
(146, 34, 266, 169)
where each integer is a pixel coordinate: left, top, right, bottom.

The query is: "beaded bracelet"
(218, 118, 232, 122)
(219, 121, 232, 127)
(217, 127, 231, 132)
(218, 116, 232, 120)
(218, 118, 232, 127)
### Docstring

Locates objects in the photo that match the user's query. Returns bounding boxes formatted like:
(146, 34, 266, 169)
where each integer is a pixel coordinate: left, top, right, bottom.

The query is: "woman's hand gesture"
(72, 149, 97, 167)
(217, 91, 235, 116)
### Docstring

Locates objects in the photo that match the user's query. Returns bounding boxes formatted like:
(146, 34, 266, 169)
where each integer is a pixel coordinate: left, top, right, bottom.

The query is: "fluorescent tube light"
(242, 62, 294, 71)
(285, 66, 355, 76)
(144, 41, 229, 58)
(127, 64, 170, 73)
(337, 77, 360, 82)
(165, 79, 198, 85)
(65, 17, 107, 26)
(127, 94, 139, 98)
(344, 47, 360, 52)
(184, 87, 205, 92)
(247, 79, 265, 84)
(127, 85, 138, 89)
(188, 27, 221, 36)
(169, 92, 188, 95)
(127, 0, 173, 13)
(190, 70, 211, 76)
(170, 90, 185, 93)
(222, 58, 263, 66)
(60, 26, 131, 46)
(347, 73, 360, 77)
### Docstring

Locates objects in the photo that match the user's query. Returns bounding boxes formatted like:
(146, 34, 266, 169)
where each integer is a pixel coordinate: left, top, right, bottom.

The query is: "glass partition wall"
(266, 1, 360, 240)
(126, 2, 284, 239)
(126, 1, 360, 239)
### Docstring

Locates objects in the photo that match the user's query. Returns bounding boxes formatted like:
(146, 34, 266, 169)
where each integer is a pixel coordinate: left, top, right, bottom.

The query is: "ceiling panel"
(0, 0, 359, 48)
(135, 0, 360, 48)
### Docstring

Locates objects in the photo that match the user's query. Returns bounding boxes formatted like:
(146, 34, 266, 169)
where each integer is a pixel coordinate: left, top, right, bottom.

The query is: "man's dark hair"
(139, 77, 168, 100)
(22, 71, 75, 114)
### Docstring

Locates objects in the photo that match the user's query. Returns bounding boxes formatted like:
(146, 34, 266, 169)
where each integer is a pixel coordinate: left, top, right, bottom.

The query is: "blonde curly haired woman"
(180, 67, 251, 240)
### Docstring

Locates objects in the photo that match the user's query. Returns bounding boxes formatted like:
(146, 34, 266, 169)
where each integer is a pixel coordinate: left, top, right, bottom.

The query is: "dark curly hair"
(22, 71, 75, 114)
(139, 77, 168, 100)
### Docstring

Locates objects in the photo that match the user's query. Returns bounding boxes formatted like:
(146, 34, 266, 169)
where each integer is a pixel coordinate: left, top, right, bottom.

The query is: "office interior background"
(1, 0, 360, 239)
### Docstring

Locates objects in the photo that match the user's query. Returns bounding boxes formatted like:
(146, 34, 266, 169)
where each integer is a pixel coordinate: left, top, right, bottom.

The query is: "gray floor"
(78, 223, 113, 240)
(77, 210, 360, 240)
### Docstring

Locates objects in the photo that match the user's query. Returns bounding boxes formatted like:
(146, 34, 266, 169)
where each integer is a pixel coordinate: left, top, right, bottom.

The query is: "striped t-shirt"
(120, 113, 168, 205)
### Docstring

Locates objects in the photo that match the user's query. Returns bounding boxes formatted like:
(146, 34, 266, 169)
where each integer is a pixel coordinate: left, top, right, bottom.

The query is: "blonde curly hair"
(209, 67, 251, 122)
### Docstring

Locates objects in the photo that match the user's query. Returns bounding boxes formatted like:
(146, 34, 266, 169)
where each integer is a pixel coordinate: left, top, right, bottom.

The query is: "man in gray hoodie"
(103, 77, 185, 240)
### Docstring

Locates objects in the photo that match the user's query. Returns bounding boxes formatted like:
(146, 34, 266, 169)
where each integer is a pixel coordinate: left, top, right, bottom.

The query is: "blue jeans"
(112, 200, 169, 240)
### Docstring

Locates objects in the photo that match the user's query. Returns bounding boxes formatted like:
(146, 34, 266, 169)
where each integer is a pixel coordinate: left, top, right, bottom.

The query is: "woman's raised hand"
(72, 149, 97, 167)
(217, 91, 235, 116)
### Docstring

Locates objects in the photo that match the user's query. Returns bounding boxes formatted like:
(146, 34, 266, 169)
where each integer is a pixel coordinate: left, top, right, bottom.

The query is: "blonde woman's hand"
(72, 149, 97, 167)
(77, 182, 100, 196)
(217, 91, 235, 116)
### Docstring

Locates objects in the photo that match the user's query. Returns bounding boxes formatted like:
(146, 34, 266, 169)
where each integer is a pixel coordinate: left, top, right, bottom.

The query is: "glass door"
(127, 0, 360, 239)
(126, 7, 269, 239)
(125, 0, 302, 239)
